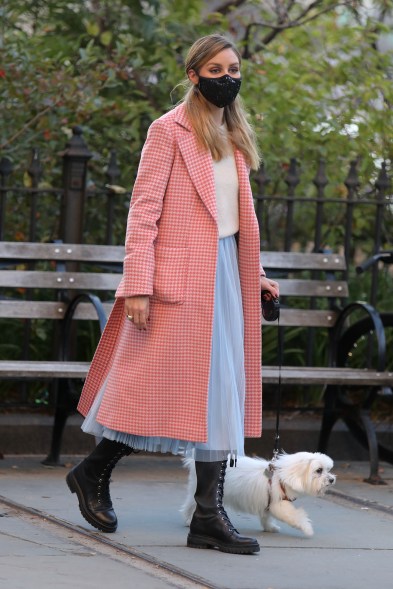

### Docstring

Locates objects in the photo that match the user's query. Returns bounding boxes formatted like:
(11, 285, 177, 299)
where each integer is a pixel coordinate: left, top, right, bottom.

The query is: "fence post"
(60, 126, 92, 244)
(0, 156, 13, 241)
(305, 159, 329, 369)
(371, 162, 392, 306)
(254, 163, 270, 249)
(105, 150, 121, 245)
(343, 159, 360, 279)
(312, 159, 328, 253)
(27, 148, 43, 242)
(284, 158, 300, 251)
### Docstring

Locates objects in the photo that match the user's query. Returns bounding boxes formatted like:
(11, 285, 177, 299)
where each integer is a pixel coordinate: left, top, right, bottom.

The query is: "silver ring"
(126, 314, 133, 321)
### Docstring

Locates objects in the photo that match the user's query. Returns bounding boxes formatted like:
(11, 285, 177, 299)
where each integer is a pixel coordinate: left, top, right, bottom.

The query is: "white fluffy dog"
(181, 452, 336, 537)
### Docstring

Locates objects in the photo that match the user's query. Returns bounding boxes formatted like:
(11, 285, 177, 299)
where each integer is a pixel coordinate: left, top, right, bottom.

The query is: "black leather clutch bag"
(261, 290, 280, 322)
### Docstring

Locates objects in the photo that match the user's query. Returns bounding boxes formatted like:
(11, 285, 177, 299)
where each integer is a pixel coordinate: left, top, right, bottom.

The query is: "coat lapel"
(175, 106, 217, 222)
(174, 104, 252, 225)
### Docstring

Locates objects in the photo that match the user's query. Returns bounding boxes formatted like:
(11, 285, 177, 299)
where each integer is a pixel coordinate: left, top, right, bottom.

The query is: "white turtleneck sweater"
(212, 151, 239, 238)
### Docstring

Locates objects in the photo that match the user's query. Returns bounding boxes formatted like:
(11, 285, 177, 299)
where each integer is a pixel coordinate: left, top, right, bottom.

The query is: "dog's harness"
(264, 461, 295, 511)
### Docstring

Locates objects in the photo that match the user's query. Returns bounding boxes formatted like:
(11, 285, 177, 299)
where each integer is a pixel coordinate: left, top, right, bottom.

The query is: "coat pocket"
(152, 246, 189, 304)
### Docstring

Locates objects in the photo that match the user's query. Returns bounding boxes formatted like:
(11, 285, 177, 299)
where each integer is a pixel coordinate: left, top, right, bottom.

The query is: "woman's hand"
(260, 276, 279, 299)
(124, 296, 150, 330)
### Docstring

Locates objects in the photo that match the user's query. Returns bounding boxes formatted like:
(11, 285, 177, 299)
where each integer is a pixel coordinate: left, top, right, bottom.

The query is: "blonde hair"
(183, 34, 260, 170)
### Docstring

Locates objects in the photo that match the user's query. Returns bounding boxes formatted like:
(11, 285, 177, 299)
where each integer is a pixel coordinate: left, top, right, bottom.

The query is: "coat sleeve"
(115, 118, 176, 298)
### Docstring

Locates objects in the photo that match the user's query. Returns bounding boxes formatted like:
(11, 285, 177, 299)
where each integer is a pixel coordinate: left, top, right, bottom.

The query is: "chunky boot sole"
(66, 470, 117, 533)
(187, 533, 260, 555)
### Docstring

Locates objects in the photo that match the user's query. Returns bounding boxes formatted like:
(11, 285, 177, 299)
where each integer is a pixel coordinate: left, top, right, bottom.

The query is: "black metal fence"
(254, 158, 392, 308)
(1, 127, 392, 410)
(0, 127, 131, 247)
(1, 126, 392, 305)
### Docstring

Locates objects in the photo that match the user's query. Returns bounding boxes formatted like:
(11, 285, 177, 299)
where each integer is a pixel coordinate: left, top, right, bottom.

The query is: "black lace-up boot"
(66, 438, 134, 533)
(187, 460, 260, 554)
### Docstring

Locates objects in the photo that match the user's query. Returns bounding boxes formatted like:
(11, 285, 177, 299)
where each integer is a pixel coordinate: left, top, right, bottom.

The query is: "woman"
(66, 33, 279, 555)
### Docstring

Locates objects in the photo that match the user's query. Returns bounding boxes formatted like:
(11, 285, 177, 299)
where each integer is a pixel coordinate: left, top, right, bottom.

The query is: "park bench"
(0, 242, 391, 481)
(259, 251, 392, 484)
(0, 241, 124, 465)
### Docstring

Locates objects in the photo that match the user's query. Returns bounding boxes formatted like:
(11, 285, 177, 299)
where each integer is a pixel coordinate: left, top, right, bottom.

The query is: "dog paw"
(261, 521, 280, 534)
(180, 513, 192, 527)
(179, 508, 192, 527)
(301, 522, 314, 537)
(260, 516, 280, 533)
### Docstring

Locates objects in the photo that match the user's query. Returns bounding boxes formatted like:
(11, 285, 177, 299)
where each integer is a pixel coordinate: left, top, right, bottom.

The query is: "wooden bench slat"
(0, 271, 121, 290)
(263, 309, 338, 327)
(1, 361, 391, 386)
(0, 242, 124, 263)
(0, 272, 348, 299)
(0, 360, 90, 378)
(262, 366, 393, 385)
(261, 251, 346, 271)
(277, 279, 348, 297)
(0, 243, 346, 270)
(0, 301, 114, 320)
(0, 301, 66, 319)
(0, 301, 337, 326)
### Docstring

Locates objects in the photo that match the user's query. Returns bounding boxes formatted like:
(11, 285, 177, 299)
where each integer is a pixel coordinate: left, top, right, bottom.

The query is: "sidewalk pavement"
(1, 454, 392, 589)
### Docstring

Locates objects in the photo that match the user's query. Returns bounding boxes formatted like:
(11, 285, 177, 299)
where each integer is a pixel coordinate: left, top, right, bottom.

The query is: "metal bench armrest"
(331, 302, 386, 372)
(60, 292, 108, 362)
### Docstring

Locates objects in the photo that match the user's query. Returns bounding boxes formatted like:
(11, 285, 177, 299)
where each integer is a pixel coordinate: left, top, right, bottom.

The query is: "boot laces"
(216, 462, 238, 533)
(96, 462, 115, 506)
(96, 447, 130, 506)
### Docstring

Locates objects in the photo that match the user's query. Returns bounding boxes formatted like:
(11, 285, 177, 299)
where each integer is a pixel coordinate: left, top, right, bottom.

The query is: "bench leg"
(318, 413, 338, 454)
(42, 379, 79, 467)
(42, 407, 69, 466)
(321, 383, 387, 485)
(318, 386, 338, 453)
(343, 409, 387, 485)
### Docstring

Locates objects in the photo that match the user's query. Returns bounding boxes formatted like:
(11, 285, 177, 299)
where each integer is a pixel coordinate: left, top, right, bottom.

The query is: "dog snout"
(328, 475, 336, 485)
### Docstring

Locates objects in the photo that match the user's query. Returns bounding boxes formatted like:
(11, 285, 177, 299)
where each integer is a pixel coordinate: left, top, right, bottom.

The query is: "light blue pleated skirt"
(82, 234, 245, 462)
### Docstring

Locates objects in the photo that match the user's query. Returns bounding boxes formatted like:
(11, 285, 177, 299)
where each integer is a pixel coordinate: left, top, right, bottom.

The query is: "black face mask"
(198, 74, 242, 108)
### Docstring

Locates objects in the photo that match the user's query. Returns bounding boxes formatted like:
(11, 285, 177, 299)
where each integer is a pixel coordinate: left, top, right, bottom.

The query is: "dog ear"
(295, 458, 315, 493)
(275, 453, 313, 494)
(312, 452, 334, 471)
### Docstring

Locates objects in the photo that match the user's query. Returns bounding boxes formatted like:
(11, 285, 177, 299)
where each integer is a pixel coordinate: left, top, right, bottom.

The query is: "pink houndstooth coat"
(77, 102, 263, 441)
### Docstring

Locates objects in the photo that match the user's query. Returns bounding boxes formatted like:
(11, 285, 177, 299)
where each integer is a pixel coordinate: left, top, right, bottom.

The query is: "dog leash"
(261, 289, 284, 462)
(264, 312, 284, 484)
(272, 310, 284, 461)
